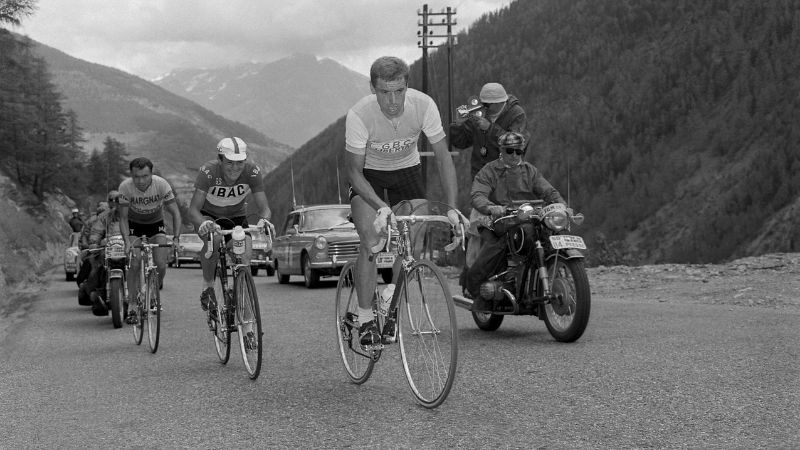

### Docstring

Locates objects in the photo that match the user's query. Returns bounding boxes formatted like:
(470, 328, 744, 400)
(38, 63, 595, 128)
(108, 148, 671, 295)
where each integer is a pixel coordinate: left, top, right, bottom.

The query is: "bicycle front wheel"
(334, 261, 375, 384)
(131, 292, 144, 345)
(235, 269, 263, 379)
(398, 260, 458, 409)
(212, 266, 231, 364)
(145, 269, 161, 353)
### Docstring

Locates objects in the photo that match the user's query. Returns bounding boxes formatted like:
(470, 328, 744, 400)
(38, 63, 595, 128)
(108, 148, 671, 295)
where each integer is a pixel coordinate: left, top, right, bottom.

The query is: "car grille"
(328, 241, 359, 258)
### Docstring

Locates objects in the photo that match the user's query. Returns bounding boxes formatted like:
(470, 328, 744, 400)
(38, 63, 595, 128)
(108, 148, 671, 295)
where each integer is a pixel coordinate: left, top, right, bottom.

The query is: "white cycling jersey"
(345, 88, 445, 171)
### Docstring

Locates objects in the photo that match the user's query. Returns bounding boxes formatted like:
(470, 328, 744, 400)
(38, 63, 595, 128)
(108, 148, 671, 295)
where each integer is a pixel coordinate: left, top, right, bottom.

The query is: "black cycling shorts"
(348, 164, 425, 207)
(129, 220, 166, 239)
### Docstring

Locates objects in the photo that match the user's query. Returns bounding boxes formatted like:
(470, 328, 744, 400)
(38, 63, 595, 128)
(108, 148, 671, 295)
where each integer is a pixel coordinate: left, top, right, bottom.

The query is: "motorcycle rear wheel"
(542, 258, 590, 342)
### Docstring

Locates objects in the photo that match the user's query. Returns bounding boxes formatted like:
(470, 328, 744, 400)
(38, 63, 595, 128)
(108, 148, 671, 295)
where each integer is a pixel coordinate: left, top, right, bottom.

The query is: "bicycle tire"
(398, 260, 458, 409)
(145, 269, 161, 353)
(334, 261, 376, 384)
(235, 269, 263, 379)
(212, 266, 231, 364)
(131, 291, 144, 345)
(109, 278, 124, 329)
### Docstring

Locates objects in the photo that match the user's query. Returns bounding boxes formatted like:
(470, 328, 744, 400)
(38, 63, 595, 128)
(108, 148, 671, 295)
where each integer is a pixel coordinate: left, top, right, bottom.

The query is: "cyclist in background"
(118, 157, 182, 322)
(188, 137, 272, 313)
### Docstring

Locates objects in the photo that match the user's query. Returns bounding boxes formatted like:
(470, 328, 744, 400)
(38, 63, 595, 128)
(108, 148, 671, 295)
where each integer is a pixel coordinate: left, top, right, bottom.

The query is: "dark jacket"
(450, 95, 528, 178)
(471, 159, 565, 215)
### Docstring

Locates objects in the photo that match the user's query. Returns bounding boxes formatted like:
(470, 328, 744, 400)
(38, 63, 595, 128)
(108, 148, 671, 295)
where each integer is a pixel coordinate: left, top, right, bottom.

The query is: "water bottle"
(232, 226, 246, 255)
(379, 283, 395, 315)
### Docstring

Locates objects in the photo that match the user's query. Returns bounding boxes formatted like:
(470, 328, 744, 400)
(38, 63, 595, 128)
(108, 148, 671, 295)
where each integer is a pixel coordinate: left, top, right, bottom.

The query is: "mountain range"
(153, 54, 371, 148)
(25, 36, 295, 196)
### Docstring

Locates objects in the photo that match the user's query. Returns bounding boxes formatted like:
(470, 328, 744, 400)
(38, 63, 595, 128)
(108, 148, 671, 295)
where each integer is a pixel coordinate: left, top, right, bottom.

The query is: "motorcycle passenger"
(344, 56, 466, 347)
(188, 137, 272, 314)
(462, 131, 566, 310)
(81, 191, 124, 316)
(449, 82, 530, 282)
(118, 157, 182, 321)
(76, 201, 110, 292)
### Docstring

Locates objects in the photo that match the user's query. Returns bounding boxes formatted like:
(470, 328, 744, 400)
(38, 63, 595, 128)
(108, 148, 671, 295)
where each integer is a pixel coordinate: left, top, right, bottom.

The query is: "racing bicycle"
(128, 236, 173, 353)
(203, 221, 271, 379)
(335, 201, 465, 408)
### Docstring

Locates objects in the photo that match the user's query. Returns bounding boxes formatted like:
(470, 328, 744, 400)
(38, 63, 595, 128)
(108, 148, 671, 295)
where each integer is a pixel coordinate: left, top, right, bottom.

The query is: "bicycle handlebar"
(369, 214, 466, 254)
(203, 225, 266, 259)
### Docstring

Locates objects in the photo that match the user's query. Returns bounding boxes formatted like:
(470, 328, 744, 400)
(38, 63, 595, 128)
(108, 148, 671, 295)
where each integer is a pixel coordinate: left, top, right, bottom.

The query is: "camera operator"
(449, 82, 528, 179)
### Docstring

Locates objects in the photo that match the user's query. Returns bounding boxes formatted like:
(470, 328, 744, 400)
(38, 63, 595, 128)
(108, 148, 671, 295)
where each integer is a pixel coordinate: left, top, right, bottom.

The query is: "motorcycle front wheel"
(542, 258, 590, 342)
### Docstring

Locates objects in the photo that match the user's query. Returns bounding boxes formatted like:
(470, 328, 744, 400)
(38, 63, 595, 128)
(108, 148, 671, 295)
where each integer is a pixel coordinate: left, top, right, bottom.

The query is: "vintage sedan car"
(250, 229, 275, 276)
(170, 233, 204, 267)
(272, 204, 394, 288)
(64, 231, 81, 281)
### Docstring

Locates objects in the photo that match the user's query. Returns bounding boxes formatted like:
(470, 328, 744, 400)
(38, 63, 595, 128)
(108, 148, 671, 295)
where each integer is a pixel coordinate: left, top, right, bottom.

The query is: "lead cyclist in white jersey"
(118, 157, 182, 319)
(344, 56, 468, 347)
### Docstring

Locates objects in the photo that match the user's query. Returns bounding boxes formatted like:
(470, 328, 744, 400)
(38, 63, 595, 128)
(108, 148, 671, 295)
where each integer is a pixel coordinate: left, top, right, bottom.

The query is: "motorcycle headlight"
(314, 236, 327, 250)
(544, 210, 569, 232)
(516, 204, 536, 221)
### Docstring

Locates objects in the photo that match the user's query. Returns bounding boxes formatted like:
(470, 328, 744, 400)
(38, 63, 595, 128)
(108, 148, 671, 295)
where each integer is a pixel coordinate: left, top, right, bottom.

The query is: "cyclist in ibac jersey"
(188, 137, 273, 313)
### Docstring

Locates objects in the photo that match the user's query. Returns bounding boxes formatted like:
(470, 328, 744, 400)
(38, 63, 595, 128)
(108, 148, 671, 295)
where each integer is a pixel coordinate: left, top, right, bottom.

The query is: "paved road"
(1, 267, 798, 448)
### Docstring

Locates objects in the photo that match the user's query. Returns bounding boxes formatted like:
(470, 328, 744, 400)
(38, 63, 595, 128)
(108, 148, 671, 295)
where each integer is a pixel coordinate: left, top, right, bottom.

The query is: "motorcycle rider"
(462, 131, 566, 310)
(449, 82, 529, 284)
(81, 191, 124, 316)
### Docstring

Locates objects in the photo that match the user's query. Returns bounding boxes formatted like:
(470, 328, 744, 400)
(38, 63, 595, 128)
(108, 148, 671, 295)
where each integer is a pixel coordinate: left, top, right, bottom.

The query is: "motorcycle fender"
(108, 268, 124, 280)
(546, 248, 584, 262)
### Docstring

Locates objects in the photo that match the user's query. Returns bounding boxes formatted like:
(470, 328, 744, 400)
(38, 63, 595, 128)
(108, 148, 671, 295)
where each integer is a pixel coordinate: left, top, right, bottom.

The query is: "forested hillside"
(263, 0, 800, 265)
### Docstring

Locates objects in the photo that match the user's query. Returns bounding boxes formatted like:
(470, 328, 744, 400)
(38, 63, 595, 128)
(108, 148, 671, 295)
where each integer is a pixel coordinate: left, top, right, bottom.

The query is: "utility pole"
(417, 4, 457, 193)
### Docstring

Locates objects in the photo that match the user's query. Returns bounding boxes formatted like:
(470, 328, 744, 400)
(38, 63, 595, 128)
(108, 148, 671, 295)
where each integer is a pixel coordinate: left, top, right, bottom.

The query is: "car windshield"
(303, 208, 352, 231)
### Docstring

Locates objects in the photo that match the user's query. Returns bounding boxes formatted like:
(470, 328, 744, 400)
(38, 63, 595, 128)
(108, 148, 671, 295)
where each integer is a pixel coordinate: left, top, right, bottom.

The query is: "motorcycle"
(453, 201, 591, 342)
(82, 235, 128, 328)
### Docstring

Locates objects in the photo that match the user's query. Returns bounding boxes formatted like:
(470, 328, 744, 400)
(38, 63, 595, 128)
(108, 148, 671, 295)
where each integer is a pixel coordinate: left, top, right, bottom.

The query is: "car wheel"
(302, 254, 320, 289)
(276, 262, 289, 284)
(250, 266, 259, 276)
(380, 269, 393, 284)
(266, 265, 275, 277)
(66, 272, 74, 282)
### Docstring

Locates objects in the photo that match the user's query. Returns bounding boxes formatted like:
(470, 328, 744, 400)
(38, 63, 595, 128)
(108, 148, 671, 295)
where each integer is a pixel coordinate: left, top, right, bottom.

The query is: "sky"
(14, 0, 513, 80)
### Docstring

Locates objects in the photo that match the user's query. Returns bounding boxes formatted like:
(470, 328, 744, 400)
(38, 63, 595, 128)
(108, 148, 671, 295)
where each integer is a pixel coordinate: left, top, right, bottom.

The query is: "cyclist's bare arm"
(165, 200, 182, 240)
(430, 138, 458, 208)
(187, 188, 208, 230)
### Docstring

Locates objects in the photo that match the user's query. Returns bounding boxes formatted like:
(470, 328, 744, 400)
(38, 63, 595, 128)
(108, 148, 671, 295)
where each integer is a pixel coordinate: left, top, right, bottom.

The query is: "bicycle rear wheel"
(131, 293, 144, 345)
(398, 260, 458, 408)
(235, 270, 263, 379)
(334, 262, 375, 384)
(212, 266, 231, 364)
(145, 269, 161, 353)
(109, 278, 124, 329)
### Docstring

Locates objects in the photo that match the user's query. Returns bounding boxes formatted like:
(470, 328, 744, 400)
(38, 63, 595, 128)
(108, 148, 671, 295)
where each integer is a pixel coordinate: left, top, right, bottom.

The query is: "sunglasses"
(503, 148, 525, 155)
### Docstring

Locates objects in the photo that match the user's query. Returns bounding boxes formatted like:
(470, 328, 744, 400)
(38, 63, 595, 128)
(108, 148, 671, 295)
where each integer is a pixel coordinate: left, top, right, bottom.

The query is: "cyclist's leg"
(351, 195, 382, 345)
(151, 232, 169, 288)
(199, 230, 221, 310)
(127, 235, 143, 303)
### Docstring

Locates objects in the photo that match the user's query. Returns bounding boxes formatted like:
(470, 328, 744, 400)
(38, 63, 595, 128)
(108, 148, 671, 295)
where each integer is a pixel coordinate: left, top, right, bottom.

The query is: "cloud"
(16, 0, 511, 79)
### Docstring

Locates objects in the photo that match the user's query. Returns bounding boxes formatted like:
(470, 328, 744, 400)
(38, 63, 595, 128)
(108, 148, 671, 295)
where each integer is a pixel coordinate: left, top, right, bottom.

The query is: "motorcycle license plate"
(549, 235, 586, 250)
(376, 252, 395, 267)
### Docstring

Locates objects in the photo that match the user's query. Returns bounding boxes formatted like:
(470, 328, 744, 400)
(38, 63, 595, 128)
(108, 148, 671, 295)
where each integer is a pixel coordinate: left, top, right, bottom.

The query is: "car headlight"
(314, 236, 327, 250)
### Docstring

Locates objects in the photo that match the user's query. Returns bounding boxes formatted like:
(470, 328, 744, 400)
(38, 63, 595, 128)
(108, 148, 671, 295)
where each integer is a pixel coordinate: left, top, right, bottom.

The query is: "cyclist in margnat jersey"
(345, 56, 468, 347)
(188, 137, 272, 314)
(118, 157, 182, 322)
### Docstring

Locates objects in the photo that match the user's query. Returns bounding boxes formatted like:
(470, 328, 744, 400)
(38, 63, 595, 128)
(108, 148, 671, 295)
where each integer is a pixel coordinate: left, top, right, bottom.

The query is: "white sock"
(357, 307, 374, 325)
